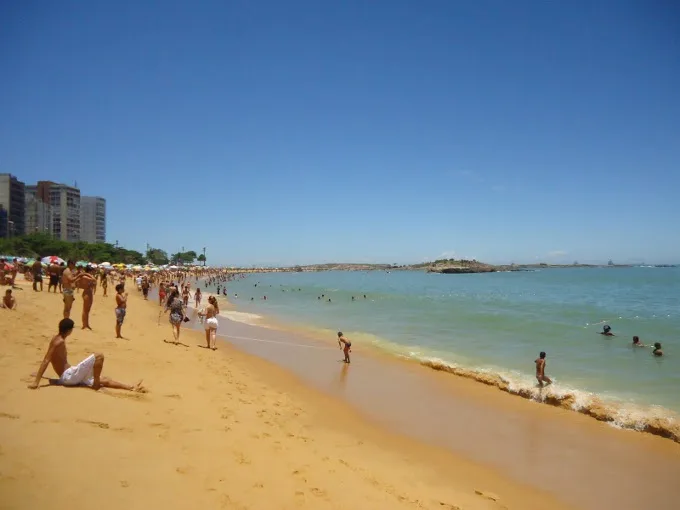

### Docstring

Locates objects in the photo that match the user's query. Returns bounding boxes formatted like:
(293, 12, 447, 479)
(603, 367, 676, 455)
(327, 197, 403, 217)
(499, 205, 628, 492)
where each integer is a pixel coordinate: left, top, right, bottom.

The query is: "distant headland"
(233, 260, 676, 274)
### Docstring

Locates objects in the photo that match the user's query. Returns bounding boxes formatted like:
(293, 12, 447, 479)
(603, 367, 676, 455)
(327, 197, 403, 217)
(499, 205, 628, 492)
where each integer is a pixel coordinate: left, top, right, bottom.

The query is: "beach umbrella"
(100, 262, 112, 267)
(41, 256, 65, 265)
(76, 260, 88, 268)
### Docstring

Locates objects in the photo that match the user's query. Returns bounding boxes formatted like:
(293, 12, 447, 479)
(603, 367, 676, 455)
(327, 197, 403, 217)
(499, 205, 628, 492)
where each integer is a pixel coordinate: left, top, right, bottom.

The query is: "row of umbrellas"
(1, 255, 210, 272)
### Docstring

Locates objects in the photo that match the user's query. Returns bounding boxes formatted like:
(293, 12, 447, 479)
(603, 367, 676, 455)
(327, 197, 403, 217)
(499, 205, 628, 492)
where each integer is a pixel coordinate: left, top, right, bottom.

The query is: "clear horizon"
(1, 1, 679, 266)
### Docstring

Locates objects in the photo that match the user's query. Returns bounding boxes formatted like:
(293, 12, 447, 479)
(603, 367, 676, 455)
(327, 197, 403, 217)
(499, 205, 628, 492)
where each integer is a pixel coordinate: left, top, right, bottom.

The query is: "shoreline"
(184, 286, 680, 510)
(1, 278, 572, 510)
(205, 290, 680, 445)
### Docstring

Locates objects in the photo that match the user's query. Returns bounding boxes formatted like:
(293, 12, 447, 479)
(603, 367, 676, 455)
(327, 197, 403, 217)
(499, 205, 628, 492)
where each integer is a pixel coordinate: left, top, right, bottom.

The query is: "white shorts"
(60, 354, 96, 387)
(205, 317, 218, 330)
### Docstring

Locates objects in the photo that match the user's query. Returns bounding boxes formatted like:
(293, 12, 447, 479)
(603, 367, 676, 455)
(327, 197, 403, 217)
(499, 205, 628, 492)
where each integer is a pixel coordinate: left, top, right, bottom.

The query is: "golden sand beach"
(0, 279, 570, 510)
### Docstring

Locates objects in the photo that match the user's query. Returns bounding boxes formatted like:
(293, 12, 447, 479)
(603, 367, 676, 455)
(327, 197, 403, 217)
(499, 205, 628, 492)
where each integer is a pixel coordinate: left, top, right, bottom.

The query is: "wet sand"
(0, 280, 568, 510)
(196, 308, 680, 510)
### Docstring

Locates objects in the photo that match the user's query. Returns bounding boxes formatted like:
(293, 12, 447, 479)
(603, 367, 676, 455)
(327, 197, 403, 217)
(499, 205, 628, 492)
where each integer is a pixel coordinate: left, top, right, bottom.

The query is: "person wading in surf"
(535, 351, 552, 388)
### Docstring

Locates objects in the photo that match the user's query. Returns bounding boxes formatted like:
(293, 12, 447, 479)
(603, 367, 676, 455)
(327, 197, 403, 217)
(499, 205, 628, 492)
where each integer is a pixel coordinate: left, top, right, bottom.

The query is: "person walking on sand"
(164, 289, 185, 342)
(194, 288, 202, 308)
(182, 284, 190, 307)
(115, 283, 128, 339)
(28, 318, 146, 392)
(535, 351, 552, 388)
(100, 270, 108, 297)
(158, 282, 167, 307)
(141, 276, 150, 300)
(337, 331, 352, 364)
(199, 295, 219, 350)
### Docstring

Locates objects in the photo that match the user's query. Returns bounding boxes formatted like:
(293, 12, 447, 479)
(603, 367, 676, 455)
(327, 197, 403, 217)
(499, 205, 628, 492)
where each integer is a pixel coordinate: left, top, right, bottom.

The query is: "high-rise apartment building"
(80, 196, 106, 243)
(25, 185, 54, 236)
(0, 173, 26, 238)
(30, 181, 81, 241)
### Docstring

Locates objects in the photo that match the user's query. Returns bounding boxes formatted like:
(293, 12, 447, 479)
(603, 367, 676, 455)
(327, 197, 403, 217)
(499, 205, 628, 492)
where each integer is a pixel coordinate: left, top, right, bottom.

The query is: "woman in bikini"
(76, 269, 97, 330)
(194, 288, 202, 308)
(182, 284, 190, 307)
(198, 295, 220, 350)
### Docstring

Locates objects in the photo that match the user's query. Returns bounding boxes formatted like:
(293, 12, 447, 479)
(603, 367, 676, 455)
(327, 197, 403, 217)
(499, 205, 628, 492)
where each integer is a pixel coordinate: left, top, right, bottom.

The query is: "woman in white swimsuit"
(199, 295, 219, 350)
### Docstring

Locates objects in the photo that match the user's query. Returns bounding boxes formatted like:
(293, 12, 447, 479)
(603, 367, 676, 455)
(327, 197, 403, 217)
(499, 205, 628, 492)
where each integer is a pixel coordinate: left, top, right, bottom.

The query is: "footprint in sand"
(474, 489, 500, 502)
(77, 419, 109, 429)
(439, 503, 463, 510)
(0, 412, 20, 420)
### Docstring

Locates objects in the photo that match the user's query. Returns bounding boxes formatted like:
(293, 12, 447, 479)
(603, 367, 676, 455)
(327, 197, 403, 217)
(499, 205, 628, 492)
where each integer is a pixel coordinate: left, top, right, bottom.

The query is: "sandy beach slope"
(0, 280, 570, 510)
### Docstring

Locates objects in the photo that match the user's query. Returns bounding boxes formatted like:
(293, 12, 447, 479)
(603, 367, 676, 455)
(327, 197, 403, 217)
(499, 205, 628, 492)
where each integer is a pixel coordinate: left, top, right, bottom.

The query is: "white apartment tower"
(80, 196, 106, 243)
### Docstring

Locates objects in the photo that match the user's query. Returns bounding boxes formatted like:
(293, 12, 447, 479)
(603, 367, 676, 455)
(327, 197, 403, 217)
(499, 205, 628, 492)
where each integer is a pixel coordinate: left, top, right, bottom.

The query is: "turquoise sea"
(205, 267, 680, 430)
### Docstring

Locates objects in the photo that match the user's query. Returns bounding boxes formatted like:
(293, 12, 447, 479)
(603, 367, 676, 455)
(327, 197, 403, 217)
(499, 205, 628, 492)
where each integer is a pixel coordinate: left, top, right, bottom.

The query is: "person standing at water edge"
(338, 332, 351, 364)
(535, 352, 552, 387)
(115, 284, 127, 339)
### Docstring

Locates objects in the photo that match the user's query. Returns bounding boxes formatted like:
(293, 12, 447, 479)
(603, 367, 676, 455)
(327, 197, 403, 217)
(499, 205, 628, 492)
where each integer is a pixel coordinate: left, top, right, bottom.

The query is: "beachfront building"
(27, 181, 81, 241)
(80, 196, 106, 243)
(24, 186, 54, 236)
(0, 173, 26, 238)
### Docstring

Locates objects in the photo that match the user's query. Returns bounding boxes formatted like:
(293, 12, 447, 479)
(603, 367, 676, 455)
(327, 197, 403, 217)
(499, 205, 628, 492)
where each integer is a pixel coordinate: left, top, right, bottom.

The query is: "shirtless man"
(61, 260, 77, 318)
(535, 351, 552, 388)
(2, 289, 16, 310)
(337, 331, 352, 364)
(47, 262, 61, 293)
(115, 283, 128, 338)
(28, 318, 145, 392)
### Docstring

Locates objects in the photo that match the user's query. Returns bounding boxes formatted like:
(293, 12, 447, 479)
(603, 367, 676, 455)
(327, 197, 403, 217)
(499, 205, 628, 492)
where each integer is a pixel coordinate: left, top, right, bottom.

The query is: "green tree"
(197, 253, 206, 266)
(147, 248, 169, 265)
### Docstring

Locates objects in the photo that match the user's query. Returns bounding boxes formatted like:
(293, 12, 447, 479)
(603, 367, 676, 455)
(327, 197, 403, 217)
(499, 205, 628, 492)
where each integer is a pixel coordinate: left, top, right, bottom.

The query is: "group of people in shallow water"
(535, 323, 666, 390)
(599, 324, 664, 356)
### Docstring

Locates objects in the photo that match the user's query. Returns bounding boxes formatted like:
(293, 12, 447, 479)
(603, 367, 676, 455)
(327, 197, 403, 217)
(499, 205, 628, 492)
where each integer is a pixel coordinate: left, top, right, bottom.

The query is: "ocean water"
(203, 268, 680, 435)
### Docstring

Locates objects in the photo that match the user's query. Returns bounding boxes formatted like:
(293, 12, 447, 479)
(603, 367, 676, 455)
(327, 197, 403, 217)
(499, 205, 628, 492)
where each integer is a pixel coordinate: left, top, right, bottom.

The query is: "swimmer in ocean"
(600, 325, 615, 336)
(535, 351, 552, 388)
(337, 331, 351, 364)
(632, 336, 646, 347)
(653, 342, 664, 357)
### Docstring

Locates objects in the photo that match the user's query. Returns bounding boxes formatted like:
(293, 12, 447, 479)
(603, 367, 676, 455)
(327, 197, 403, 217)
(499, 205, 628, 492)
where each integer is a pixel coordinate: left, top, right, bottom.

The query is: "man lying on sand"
(28, 318, 146, 392)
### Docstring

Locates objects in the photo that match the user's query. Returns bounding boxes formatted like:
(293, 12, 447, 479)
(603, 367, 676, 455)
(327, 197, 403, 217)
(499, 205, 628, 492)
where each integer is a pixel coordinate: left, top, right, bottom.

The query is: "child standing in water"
(337, 331, 352, 364)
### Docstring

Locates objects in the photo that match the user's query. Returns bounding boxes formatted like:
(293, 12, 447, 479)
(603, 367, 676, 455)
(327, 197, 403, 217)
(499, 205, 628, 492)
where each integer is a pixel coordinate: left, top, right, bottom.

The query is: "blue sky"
(1, 1, 679, 266)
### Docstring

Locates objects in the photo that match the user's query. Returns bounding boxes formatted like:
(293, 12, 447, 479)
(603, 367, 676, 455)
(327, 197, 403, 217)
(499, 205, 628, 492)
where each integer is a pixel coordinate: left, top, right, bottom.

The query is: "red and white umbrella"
(41, 256, 66, 265)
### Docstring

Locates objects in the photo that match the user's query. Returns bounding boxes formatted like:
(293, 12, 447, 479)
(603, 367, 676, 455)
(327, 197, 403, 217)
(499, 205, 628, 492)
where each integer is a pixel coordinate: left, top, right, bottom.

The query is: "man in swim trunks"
(61, 260, 77, 318)
(337, 331, 352, 364)
(28, 318, 145, 392)
(535, 351, 552, 387)
(115, 283, 127, 339)
(31, 259, 43, 292)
